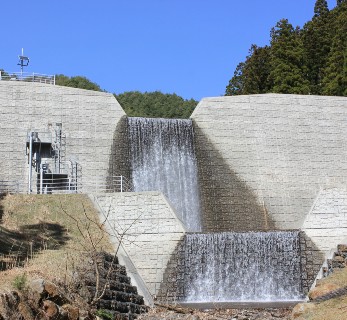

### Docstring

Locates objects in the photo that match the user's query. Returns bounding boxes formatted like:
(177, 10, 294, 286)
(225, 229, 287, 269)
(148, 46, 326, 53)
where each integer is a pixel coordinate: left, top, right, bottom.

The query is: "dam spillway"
(176, 231, 303, 303)
(128, 117, 202, 231)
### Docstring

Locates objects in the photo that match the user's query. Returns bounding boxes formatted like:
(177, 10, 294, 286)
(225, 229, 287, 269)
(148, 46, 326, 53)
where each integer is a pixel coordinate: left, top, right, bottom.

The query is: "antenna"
(18, 48, 30, 75)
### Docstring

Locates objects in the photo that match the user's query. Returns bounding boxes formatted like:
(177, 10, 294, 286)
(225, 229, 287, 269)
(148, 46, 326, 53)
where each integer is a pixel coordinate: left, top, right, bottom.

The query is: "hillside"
(226, 0, 347, 96)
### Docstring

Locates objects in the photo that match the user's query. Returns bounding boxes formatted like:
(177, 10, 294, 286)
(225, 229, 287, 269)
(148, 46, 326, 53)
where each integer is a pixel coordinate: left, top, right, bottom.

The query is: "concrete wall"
(191, 94, 347, 235)
(92, 192, 186, 302)
(302, 187, 347, 252)
(0, 81, 126, 192)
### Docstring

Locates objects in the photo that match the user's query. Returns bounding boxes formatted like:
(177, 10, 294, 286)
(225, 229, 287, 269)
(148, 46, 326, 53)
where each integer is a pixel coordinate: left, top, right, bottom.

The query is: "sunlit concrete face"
(0, 81, 126, 193)
(191, 94, 347, 250)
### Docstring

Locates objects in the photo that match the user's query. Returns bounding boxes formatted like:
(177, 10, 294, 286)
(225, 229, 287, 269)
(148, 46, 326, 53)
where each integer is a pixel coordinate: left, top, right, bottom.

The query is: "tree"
(302, 9, 332, 94)
(114, 91, 197, 118)
(225, 1, 346, 97)
(314, 0, 329, 17)
(321, 3, 347, 95)
(55, 74, 102, 91)
(225, 45, 272, 96)
(269, 19, 310, 94)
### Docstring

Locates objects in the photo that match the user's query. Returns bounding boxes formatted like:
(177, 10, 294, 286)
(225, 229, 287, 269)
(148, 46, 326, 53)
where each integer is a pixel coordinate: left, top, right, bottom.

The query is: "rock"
(308, 283, 340, 300)
(18, 301, 34, 320)
(43, 300, 59, 319)
(31, 279, 45, 295)
(337, 244, 347, 252)
(61, 304, 79, 320)
(291, 303, 316, 319)
(44, 281, 60, 297)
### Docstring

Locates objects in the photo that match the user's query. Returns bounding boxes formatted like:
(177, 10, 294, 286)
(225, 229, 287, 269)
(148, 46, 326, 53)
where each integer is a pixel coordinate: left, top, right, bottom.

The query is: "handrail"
(0, 71, 55, 85)
(0, 175, 133, 194)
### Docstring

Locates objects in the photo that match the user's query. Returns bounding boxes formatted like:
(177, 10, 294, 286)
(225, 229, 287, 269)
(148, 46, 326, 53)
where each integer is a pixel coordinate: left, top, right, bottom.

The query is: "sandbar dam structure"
(1, 81, 347, 305)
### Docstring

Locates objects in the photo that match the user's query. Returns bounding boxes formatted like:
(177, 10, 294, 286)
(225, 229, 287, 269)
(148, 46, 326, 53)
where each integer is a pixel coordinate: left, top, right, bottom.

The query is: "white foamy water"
(182, 231, 303, 302)
(128, 117, 202, 231)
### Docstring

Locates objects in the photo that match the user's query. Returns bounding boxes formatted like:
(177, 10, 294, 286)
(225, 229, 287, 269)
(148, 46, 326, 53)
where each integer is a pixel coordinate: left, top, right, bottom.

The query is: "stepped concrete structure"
(191, 94, 347, 254)
(1, 81, 347, 304)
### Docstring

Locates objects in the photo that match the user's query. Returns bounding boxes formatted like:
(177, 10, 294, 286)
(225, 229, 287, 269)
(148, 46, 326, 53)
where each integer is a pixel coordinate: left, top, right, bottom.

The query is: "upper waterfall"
(128, 117, 202, 231)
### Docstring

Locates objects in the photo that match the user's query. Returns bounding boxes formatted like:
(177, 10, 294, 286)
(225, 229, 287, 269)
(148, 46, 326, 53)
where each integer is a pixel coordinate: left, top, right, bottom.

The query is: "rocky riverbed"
(137, 305, 292, 320)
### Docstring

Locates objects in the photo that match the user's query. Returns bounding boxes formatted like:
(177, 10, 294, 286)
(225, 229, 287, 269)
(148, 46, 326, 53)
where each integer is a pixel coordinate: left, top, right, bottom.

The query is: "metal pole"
(28, 133, 33, 194)
(40, 163, 43, 194)
(120, 175, 123, 193)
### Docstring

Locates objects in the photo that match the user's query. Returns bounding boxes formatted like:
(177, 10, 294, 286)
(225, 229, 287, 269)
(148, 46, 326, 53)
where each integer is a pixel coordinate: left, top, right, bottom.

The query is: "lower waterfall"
(180, 231, 303, 302)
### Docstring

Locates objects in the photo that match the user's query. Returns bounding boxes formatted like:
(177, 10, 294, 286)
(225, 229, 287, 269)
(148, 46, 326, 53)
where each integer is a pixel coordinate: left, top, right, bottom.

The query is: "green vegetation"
(114, 91, 197, 119)
(55, 74, 103, 92)
(12, 273, 27, 291)
(95, 309, 114, 320)
(226, 0, 347, 96)
(54, 74, 197, 118)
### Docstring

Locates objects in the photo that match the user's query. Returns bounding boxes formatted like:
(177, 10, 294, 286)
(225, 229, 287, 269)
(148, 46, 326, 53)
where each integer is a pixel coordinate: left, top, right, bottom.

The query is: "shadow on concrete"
(0, 222, 70, 271)
(107, 115, 131, 191)
(0, 193, 5, 222)
(299, 231, 325, 295)
(193, 123, 276, 232)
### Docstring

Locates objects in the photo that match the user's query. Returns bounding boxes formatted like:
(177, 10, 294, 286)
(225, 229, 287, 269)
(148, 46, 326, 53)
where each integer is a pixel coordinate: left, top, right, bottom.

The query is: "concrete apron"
(178, 300, 304, 309)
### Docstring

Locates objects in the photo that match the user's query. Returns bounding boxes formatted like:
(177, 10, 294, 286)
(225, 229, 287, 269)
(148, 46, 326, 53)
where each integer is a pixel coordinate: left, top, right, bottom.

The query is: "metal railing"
(0, 175, 133, 195)
(0, 71, 55, 85)
(83, 175, 133, 193)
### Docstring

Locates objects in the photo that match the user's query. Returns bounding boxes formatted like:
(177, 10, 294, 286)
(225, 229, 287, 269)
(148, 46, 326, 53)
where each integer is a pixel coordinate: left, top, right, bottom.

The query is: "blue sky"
(0, 0, 336, 101)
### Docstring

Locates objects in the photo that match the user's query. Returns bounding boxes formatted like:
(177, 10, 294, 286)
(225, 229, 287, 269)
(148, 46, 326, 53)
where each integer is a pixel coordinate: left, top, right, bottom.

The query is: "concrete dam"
(1, 81, 347, 306)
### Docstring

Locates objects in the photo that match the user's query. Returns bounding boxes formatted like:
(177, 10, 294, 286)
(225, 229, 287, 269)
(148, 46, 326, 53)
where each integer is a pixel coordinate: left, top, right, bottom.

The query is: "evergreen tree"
(303, 8, 332, 94)
(321, 3, 347, 95)
(225, 1, 346, 97)
(314, 0, 329, 17)
(225, 45, 271, 95)
(225, 62, 245, 95)
(269, 19, 310, 94)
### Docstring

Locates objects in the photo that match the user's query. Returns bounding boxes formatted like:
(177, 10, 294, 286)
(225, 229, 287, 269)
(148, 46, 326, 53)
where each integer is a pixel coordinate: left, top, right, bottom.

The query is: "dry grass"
(0, 193, 114, 289)
(316, 267, 347, 289)
(295, 268, 347, 320)
(297, 295, 347, 320)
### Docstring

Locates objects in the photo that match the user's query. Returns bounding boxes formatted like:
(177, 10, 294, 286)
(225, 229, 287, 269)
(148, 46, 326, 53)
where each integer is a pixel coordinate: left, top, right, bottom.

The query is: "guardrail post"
(120, 176, 123, 193)
(40, 163, 43, 194)
(28, 132, 33, 194)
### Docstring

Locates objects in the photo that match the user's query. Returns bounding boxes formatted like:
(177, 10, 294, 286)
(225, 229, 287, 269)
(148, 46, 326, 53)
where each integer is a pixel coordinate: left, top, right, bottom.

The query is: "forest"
(225, 0, 347, 96)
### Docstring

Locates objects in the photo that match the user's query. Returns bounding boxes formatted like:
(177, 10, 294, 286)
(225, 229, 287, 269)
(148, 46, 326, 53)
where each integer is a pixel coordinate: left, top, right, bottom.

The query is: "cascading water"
(128, 117, 201, 231)
(181, 231, 303, 302)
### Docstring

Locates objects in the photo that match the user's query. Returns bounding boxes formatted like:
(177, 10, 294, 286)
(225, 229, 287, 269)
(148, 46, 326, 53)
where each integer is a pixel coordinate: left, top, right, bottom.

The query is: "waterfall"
(128, 117, 202, 231)
(181, 231, 302, 302)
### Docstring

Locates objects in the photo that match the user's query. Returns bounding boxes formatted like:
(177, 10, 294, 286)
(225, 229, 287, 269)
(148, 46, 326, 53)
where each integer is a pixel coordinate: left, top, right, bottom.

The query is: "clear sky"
(0, 0, 337, 101)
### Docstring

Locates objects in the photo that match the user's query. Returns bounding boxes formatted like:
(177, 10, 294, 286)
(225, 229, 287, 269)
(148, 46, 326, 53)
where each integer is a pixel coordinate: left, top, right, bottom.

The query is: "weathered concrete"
(0, 81, 126, 193)
(91, 192, 186, 302)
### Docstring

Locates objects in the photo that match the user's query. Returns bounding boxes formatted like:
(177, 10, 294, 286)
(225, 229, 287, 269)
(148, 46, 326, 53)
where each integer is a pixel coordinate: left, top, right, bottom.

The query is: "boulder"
(61, 304, 79, 320)
(17, 301, 34, 320)
(291, 303, 316, 319)
(43, 300, 59, 319)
